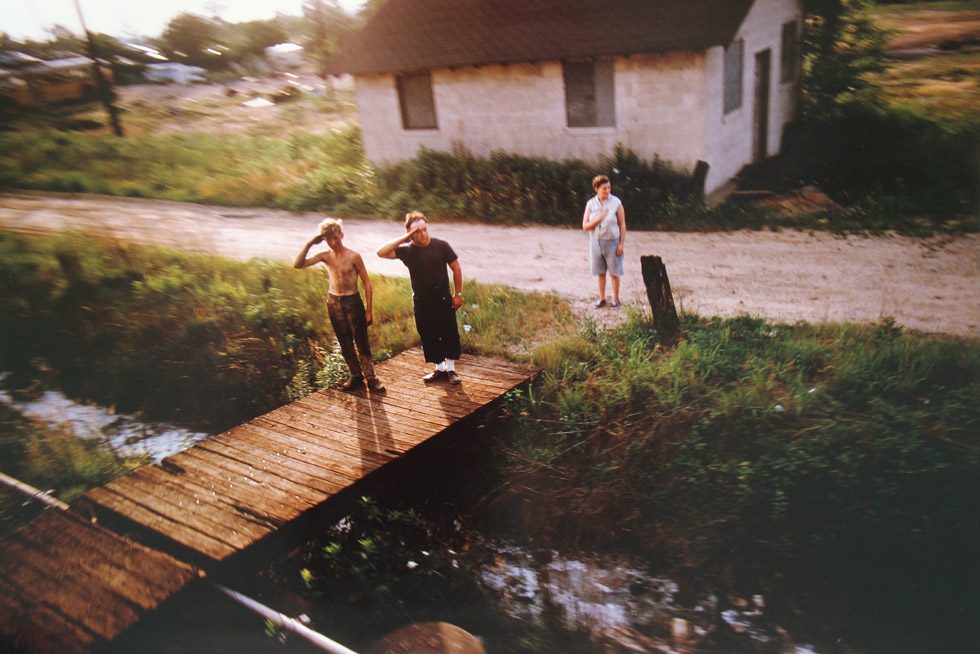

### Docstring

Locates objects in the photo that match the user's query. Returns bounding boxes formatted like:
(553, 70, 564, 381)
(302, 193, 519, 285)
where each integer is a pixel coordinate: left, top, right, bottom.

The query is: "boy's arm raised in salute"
(294, 234, 327, 269)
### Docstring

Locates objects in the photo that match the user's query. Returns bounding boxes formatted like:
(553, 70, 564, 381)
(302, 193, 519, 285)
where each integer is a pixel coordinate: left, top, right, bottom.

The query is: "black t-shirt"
(395, 238, 458, 298)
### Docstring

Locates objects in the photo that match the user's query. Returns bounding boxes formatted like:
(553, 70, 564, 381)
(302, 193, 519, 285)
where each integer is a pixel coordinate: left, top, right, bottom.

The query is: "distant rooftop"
(324, 0, 753, 76)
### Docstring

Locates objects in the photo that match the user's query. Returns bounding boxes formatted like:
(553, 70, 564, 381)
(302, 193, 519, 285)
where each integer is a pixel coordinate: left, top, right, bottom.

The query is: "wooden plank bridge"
(0, 348, 537, 652)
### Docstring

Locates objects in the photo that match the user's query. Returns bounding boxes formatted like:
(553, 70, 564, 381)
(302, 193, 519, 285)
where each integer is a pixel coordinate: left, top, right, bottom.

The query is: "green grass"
(486, 312, 979, 650)
(0, 404, 146, 513)
(0, 230, 577, 433)
(872, 1, 979, 17)
(872, 51, 980, 125)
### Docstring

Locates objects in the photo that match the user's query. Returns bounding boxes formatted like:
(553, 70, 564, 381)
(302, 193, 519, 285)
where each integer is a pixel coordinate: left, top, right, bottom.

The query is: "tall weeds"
(493, 313, 979, 649)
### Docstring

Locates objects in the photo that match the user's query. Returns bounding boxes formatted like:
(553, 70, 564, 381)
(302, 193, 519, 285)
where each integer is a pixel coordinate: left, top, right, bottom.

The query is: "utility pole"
(72, 0, 124, 136)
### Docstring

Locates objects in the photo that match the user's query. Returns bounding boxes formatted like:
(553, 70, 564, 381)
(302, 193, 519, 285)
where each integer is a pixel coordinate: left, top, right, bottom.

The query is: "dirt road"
(1, 192, 977, 338)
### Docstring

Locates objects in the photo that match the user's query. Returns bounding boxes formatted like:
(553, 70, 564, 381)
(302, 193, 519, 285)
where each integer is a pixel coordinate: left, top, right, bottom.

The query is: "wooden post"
(641, 255, 680, 347)
(73, 0, 124, 137)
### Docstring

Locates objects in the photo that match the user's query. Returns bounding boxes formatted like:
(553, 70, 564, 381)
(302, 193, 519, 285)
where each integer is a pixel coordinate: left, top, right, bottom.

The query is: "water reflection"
(0, 376, 209, 463)
(481, 545, 820, 653)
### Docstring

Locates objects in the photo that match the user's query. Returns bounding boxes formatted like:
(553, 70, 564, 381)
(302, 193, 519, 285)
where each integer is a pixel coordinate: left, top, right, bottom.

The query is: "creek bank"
(0, 373, 209, 464)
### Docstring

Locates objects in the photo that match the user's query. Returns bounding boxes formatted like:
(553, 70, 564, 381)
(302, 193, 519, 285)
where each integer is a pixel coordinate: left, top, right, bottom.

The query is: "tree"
(161, 12, 224, 68)
(238, 19, 289, 59)
(802, 0, 890, 119)
(302, 0, 357, 76)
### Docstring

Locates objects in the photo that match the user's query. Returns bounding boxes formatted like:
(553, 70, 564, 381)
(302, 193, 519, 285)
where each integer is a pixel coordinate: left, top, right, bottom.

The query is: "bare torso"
(322, 247, 363, 296)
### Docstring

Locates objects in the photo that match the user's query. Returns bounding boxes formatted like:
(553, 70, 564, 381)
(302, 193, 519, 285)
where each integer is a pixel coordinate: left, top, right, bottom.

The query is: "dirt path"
(2, 191, 978, 338)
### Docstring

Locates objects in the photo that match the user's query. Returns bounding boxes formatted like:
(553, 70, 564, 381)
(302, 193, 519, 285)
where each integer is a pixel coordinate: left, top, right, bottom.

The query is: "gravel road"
(1, 191, 977, 338)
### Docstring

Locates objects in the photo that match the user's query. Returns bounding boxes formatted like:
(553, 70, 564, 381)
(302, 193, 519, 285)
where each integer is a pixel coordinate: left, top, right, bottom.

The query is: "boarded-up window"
(723, 39, 743, 114)
(563, 60, 615, 127)
(781, 21, 799, 83)
(397, 71, 437, 130)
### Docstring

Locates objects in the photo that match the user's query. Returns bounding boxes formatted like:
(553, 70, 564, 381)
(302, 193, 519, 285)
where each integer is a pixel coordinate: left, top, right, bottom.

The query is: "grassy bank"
(3, 114, 976, 235)
(0, 230, 576, 433)
(0, 404, 144, 506)
(479, 312, 979, 651)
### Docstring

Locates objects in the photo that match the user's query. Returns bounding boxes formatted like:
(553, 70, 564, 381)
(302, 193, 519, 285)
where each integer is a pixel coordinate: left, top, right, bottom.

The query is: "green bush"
(499, 313, 980, 650)
(375, 144, 695, 227)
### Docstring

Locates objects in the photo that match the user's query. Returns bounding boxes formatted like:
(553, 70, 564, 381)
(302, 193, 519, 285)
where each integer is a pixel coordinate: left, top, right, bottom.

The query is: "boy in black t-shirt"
(377, 212, 464, 384)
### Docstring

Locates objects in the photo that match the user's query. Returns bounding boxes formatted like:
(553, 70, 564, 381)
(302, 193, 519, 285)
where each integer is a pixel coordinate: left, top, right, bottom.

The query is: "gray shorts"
(590, 238, 624, 276)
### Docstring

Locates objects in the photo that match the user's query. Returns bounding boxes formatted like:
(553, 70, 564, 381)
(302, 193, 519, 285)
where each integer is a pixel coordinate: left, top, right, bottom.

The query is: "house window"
(781, 21, 800, 83)
(396, 71, 437, 130)
(563, 59, 615, 128)
(723, 39, 743, 114)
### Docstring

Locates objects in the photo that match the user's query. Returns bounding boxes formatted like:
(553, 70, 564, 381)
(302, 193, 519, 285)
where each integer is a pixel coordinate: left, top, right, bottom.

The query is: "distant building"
(325, 0, 803, 196)
(264, 43, 306, 71)
(0, 53, 110, 107)
(144, 63, 207, 85)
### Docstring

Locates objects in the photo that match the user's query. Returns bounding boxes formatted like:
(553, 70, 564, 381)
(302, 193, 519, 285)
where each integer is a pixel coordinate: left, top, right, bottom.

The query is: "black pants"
(327, 293, 375, 379)
(413, 292, 461, 364)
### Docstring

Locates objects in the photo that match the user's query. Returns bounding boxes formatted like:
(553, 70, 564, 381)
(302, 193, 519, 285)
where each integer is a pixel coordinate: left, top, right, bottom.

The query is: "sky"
(4, 0, 366, 41)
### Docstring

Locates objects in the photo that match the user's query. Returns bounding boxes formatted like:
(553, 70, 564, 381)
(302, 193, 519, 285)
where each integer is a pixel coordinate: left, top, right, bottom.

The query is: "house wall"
(354, 0, 802, 195)
(703, 0, 802, 193)
(356, 52, 708, 176)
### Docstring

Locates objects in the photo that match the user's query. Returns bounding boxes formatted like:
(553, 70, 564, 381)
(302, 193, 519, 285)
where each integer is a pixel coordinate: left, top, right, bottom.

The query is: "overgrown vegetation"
(0, 404, 144, 506)
(275, 497, 562, 654)
(483, 312, 979, 651)
(739, 0, 979, 221)
(0, 230, 575, 433)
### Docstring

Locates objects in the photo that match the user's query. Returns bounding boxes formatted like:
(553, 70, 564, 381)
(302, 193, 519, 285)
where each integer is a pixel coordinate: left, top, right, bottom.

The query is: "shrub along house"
(325, 0, 803, 197)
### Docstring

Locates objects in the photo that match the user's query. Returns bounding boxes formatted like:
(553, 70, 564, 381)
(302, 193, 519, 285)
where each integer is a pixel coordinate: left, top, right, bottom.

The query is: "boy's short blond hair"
(319, 218, 343, 239)
(404, 211, 426, 230)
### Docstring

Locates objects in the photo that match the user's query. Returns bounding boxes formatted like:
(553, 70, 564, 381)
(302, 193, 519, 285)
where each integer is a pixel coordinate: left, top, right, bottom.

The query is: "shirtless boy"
(294, 218, 384, 392)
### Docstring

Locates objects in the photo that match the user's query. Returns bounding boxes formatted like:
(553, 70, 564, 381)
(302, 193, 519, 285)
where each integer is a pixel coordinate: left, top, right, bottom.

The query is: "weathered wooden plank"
(0, 509, 198, 654)
(292, 391, 441, 439)
(218, 426, 364, 486)
(270, 401, 428, 456)
(194, 438, 344, 498)
(0, 539, 147, 639)
(0, 586, 97, 654)
(340, 383, 478, 420)
(300, 393, 455, 438)
(0, 348, 539, 654)
(312, 389, 457, 432)
(3, 536, 145, 622)
(237, 420, 388, 474)
(83, 485, 236, 561)
(11, 510, 195, 608)
(254, 410, 402, 464)
(379, 357, 519, 395)
(170, 448, 306, 524)
(177, 446, 326, 510)
(156, 453, 297, 525)
(364, 377, 489, 414)
(390, 347, 536, 379)
(133, 465, 276, 541)
(104, 469, 267, 549)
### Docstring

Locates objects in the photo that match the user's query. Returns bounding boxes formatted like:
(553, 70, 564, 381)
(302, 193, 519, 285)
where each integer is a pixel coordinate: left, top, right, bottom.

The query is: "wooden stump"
(641, 255, 680, 347)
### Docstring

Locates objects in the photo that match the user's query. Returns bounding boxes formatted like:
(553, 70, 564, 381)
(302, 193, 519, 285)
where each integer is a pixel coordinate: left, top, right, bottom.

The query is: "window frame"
(780, 20, 800, 84)
(563, 59, 616, 128)
(395, 70, 438, 130)
(723, 38, 744, 114)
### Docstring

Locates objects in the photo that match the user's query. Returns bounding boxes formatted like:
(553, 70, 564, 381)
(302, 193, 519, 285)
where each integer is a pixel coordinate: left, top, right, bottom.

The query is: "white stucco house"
(325, 0, 803, 196)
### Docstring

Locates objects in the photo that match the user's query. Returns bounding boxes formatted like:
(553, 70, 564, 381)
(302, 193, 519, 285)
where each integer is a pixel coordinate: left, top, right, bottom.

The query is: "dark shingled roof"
(325, 0, 755, 75)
